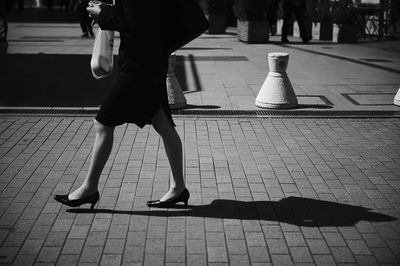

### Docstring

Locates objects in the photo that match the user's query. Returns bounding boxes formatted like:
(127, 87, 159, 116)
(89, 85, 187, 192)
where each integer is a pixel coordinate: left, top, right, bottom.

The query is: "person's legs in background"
(77, 1, 93, 37)
(281, 7, 293, 43)
(294, 8, 311, 43)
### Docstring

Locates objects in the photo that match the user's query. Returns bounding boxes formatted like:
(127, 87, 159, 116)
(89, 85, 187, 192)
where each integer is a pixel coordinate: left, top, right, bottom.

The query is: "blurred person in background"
(267, 0, 280, 35)
(281, 0, 311, 43)
(0, 0, 13, 42)
(59, 0, 70, 12)
(76, 0, 93, 37)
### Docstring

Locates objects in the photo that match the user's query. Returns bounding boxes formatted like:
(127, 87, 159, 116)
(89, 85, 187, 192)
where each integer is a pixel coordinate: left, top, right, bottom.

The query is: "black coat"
(98, 0, 168, 76)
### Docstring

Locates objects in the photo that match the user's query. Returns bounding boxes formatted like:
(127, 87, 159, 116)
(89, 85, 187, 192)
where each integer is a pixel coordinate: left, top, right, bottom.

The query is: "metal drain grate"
(171, 109, 400, 118)
(1, 108, 399, 119)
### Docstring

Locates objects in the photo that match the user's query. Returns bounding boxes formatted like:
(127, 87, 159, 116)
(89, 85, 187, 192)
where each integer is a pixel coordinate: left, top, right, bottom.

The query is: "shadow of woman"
(67, 196, 397, 227)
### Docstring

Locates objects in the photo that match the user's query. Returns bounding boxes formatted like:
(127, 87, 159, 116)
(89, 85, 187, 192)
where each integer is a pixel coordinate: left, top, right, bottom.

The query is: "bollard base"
(256, 101, 297, 109)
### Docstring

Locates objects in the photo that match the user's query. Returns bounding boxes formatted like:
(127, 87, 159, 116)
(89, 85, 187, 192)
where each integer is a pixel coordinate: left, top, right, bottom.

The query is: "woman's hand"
(87, 2, 102, 23)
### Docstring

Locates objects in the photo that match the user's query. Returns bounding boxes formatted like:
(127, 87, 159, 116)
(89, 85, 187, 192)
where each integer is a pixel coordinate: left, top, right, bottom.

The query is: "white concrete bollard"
(395, 88, 400, 106)
(255, 52, 298, 109)
(167, 53, 187, 110)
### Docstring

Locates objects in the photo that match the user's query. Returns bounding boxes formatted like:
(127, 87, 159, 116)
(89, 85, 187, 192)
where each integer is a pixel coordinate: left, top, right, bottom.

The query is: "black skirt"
(95, 67, 175, 128)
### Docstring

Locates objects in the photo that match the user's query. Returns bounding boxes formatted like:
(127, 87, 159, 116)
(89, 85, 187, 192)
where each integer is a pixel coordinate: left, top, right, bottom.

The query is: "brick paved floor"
(0, 116, 399, 265)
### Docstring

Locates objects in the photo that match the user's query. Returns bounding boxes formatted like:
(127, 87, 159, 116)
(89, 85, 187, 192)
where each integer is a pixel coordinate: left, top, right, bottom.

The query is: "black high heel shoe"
(147, 189, 190, 208)
(54, 191, 99, 210)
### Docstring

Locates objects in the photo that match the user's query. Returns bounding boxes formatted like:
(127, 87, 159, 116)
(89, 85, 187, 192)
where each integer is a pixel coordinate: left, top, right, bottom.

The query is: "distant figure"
(17, 0, 24, 11)
(77, 0, 93, 37)
(45, 0, 53, 9)
(59, 0, 70, 12)
(0, 0, 11, 42)
(281, 0, 311, 43)
(267, 0, 280, 35)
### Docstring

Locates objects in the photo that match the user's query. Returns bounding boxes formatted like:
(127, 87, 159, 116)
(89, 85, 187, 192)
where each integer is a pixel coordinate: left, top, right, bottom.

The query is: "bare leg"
(151, 108, 185, 201)
(69, 119, 115, 200)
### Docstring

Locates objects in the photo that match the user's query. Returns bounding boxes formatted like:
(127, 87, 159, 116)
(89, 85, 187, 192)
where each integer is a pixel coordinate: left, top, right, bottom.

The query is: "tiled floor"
(0, 116, 399, 265)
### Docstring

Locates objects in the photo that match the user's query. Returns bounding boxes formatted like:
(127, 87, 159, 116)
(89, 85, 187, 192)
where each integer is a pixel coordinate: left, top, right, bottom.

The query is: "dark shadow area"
(188, 54, 203, 93)
(0, 54, 116, 107)
(174, 55, 188, 92)
(174, 54, 203, 93)
(0, 42, 8, 56)
(294, 104, 333, 109)
(179, 47, 232, 50)
(280, 44, 400, 75)
(181, 104, 221, 109)
(221, 32, 237, 36)
(67, 196, 397, 227)
(268, 40, 339, 46)
(199, 36, 236, 39)
(0, 226, 14, 232)
(8, 8, 79, 23)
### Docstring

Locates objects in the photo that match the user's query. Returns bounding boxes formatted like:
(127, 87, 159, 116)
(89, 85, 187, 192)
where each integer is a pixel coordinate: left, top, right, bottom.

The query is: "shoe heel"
(182, 190, 190, 206)
(90, 202, 96, 210)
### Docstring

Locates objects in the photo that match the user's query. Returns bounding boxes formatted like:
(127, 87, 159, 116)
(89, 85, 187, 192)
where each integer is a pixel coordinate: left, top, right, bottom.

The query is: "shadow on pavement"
(0, 42, 8, 56)
(182, 104, 220, 109)
(295, 104, 333, 109)
(8, 8, 79, 23)
(0, 54, 116, 107)
(67, 196, 397, 227)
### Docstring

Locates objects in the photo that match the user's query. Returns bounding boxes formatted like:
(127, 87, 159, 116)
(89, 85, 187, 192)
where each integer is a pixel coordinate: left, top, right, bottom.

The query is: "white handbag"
(90, 28, 114, 79)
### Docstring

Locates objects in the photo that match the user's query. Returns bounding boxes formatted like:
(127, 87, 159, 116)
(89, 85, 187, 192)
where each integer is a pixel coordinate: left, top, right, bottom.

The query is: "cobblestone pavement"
(1, 116, 399, 265)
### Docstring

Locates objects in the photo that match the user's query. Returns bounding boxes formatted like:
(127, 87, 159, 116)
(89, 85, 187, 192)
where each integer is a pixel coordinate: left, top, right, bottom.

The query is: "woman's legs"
(69, 119, 115, 200)
(151, 108, 185, 201)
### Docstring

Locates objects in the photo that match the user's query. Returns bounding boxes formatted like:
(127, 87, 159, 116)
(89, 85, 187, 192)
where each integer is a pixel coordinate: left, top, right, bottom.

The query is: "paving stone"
(165, 246, 185, 263)
(207, 246, 228, 262)
(266, 239, 289, 254)
(86, 231, 108, 246)
(226, 239, 247, 255)
(229, 254, 251, 266)
(68, 224, 90, 239)
(322, 232, 347, 247)
(19, 239, 44, 254)
(100, 254, 122, 266)
(187, 239, 206, 254)
(306, 238, 331, 254)
(346, 239, 372, 255)
(145, 238, 165, 254)
(187, 254, 207, 266)
(123, 246, 145, 263)
(330, 246, 356, 263)
(313, 254, 336, 266)
(36, 246, 62, 263)
(79, 245, 103, 263)
(270, 254, 293, 265)
(284, 231, 307, 246)
(12, 254, 37, 265)
(290, 246, 313, 263)
(0, 246, 19, 263)
(104, 238, 125, 254)
(355, 255, 380, 266)
(371, 247, 399, 264)
(144, 253, 164, 266)
(62, 239, 85, 254)
(248, 246, 270, 262)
